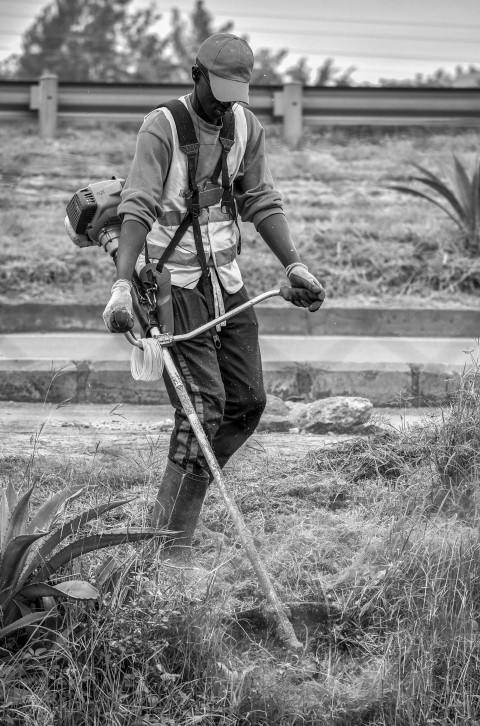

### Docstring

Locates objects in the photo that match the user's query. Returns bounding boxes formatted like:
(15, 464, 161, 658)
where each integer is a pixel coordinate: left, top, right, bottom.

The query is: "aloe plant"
(391, 155, 480, 253)
(0, 482, 166, 640)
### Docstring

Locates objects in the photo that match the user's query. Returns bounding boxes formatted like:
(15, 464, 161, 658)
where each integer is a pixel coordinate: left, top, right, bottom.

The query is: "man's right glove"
(102, 279, 134, 333)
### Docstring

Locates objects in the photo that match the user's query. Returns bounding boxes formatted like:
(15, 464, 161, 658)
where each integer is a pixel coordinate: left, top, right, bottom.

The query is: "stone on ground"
(257, 394, 373, 434)
(294, 396, 373, 433)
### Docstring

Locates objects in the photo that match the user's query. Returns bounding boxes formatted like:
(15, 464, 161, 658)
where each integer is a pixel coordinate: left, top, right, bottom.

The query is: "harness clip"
(181, 143, 200, 155)
(221, 199, 236, 218)
(220, 137, 234, 152)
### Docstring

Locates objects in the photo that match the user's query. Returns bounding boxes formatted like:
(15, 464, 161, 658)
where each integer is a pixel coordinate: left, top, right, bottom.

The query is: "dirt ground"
(0, 402, 431, 464)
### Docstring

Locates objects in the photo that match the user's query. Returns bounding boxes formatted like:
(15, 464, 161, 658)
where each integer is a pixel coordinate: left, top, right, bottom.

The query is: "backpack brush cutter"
(65, 178, 316, 656)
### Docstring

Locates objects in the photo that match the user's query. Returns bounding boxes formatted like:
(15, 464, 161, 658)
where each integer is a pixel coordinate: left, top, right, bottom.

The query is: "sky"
(0, 0, 479, 84)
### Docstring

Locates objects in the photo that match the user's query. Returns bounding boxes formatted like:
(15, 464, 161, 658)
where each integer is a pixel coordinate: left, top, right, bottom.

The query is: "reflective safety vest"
(145, 96, 248, 296)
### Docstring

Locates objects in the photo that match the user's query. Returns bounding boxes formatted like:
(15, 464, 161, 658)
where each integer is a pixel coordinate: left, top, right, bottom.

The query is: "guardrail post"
(38, 71, 58, 139)
(283, 82, 303, 146)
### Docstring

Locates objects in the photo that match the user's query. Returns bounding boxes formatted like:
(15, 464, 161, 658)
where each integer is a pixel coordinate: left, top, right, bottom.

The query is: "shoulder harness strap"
(218, 110, 236, 219)
(218, 109, 241, 254)
(152, 100, 201, 271)
(159, 99, 201, 214)
(151, 100, 238, 333)
(154, 100, 216, 329)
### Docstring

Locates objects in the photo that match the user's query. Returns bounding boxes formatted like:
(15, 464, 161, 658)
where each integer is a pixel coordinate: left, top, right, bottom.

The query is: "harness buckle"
(184, 187, 201, 217)
(181, 143, 200, 155)
(221, 199, 236, 218)
(219, 137, 234, 152)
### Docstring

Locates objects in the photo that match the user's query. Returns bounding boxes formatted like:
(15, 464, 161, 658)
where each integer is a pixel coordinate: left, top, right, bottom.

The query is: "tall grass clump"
(1, 569, 236, 725)
(308, 362, 480, 725)
(0, 450, 240, 725)
(430, 356, 480, 493)
(336, 522, 480, 726)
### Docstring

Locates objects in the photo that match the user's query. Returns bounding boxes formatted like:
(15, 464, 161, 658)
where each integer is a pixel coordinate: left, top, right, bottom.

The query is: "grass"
(2, 120, 480, 308)
(3, 118, 480, 723)
(4, 361, 480, 723)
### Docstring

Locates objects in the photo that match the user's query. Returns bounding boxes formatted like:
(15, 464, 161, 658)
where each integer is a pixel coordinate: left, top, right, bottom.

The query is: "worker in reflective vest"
(103, 33, 325, 559)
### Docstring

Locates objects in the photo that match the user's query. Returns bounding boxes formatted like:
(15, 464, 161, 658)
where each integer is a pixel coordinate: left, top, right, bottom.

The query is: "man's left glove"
(102, 279, 134, 333)
(282, 263, 326, 312)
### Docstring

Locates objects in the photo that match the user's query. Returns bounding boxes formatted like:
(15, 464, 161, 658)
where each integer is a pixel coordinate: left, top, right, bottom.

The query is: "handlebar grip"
(279, 285, 301, 303)
(279, 285, 325, 311)
(279, 285, 318, 302)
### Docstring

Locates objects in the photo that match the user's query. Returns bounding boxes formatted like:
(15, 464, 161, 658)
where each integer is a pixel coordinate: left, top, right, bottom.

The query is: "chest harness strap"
(151, 100, 237, 344)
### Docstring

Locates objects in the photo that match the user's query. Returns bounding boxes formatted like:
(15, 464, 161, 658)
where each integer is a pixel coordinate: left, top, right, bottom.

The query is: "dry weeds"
(2, 121, 480, 308)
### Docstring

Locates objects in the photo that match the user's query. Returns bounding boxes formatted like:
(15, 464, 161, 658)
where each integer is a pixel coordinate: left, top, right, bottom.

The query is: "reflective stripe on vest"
(157, 206, 234, 227)
(147, 221, 238, 267)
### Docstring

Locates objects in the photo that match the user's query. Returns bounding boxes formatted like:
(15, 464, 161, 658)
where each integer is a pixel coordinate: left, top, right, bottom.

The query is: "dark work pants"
(163, 279, 267, 477)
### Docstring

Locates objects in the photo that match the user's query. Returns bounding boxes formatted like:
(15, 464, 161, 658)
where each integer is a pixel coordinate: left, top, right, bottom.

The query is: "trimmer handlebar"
(124, 284, 323, 350)
(125, 288, 283, 350)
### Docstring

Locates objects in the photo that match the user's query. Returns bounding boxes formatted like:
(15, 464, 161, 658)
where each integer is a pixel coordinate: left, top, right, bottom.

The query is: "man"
(103, 33, 325, 559)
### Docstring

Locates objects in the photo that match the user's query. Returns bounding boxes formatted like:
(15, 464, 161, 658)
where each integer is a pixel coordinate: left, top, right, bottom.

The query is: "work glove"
(102, 279, 134, 333)
(281, 263, 326, 312)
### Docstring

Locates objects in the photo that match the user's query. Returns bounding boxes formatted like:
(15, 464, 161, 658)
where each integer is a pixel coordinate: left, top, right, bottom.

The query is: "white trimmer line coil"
(130, 338, 164, 381)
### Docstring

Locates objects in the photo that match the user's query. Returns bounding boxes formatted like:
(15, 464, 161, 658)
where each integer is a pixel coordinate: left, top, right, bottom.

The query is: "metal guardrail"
(301, 85, 480, 126)
(1, 79, 278, 120)
(1, 76, 479, 142)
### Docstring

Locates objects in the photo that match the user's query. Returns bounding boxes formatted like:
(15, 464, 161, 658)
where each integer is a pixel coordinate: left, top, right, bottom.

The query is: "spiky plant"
(0, 482, 165, 641)
(391, 155, 480, 254)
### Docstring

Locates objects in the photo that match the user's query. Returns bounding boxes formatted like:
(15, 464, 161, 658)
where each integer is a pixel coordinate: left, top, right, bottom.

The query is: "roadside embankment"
(1, 303, 479, 406)
(1, 302, 480, 337)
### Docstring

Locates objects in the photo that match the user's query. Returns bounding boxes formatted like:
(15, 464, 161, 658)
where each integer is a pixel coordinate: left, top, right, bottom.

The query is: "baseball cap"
(196, 33, 254, 104)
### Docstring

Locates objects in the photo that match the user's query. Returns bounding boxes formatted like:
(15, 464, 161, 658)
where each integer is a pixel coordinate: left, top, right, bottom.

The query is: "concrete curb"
(0, 358, 467, 407)
(2, 302, 480, 338)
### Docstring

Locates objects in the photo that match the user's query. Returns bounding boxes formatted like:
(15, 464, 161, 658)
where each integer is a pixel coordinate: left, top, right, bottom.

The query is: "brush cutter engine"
(64, 177, 125, 256)
(65, 177, 174, 336)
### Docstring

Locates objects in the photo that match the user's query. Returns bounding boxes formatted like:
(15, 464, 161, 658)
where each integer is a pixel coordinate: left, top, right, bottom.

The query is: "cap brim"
(209, 72, 250, 104)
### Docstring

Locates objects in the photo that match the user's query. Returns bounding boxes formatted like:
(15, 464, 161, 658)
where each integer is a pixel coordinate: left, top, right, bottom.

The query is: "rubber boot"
(151, 459, 209, 561)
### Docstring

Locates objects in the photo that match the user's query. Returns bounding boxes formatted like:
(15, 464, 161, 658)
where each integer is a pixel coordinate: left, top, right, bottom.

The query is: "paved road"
(0, 401, 433, 463)
(1, 332, 479, 366)
(1, 332, 478, 407)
